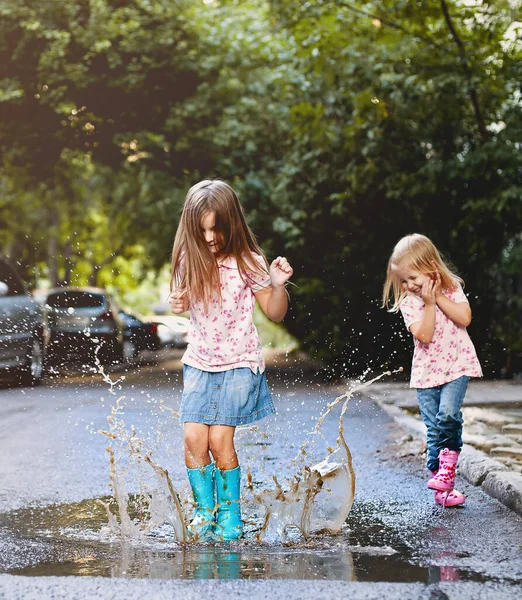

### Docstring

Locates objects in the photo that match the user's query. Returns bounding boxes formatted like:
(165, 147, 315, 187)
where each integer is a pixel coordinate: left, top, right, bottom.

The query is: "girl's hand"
(420, 279, 438, 305)
(168, 290, 189, 314)
(431, 262, 442, 300)
(270, 256, 293, 287)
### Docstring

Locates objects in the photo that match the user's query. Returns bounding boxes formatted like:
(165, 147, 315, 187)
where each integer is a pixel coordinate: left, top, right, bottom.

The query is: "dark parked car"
(44, 287, 127, 368)
(142, 315, 189, 348)
(119, 311, 160, 357)
(0, 258, 46, 385)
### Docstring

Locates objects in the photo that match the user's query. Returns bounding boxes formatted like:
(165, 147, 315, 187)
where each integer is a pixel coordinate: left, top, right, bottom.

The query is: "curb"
(369, 394, 522, 518)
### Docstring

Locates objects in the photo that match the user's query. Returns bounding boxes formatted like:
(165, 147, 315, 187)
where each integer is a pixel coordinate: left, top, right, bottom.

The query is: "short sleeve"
(448, 282, 469, 304)
(400, 295, 423, 330)
(246, 253, 271, 292)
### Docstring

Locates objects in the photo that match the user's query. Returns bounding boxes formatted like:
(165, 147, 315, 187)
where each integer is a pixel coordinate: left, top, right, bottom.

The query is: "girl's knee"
(209, 430, 234, 456)
(437, 408, 462, 424)
(184, 428, 208, 453)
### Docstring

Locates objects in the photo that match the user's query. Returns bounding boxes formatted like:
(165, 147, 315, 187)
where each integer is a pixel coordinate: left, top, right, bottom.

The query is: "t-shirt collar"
(217, 255, 237, 269)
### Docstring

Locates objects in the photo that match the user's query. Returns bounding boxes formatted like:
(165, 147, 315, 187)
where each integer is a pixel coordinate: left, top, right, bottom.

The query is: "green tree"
(1, 0, 521, 375)
(260, 0, 522, 375)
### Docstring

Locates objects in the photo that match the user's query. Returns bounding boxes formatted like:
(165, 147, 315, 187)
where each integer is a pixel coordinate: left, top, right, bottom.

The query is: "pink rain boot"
(429, 470, 466, 507)
(427, 449, 459, 491)
(434, 489, 466, 507)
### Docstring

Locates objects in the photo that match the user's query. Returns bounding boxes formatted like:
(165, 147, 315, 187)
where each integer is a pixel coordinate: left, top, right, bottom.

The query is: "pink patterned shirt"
(181, 254, 270, 373)
(400, 283, 482, 389)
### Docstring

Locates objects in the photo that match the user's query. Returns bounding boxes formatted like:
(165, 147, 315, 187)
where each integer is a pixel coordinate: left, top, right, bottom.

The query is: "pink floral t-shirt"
(181, 254, 270, 374)
(400, 283, 482, 389)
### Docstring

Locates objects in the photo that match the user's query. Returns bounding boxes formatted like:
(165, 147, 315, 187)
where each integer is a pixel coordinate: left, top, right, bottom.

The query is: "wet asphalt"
(0, 352, 521, 599)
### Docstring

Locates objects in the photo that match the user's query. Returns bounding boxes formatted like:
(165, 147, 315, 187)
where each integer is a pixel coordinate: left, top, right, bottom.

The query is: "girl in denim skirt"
(382, 234, 482, 507)
(169, 180, 293, 541)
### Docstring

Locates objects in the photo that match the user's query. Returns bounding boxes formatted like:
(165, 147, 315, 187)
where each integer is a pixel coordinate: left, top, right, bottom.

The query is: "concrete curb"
(481, 471, 522, 516)
(370, 395, 522, 518)
(458, 444, 507, 485)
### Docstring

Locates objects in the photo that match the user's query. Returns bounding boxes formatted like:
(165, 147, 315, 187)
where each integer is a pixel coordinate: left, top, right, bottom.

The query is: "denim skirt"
(180, 365, 275, 426)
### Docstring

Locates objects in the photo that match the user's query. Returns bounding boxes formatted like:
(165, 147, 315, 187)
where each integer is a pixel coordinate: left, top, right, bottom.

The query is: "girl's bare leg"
(208, 425, 238, 470)
(184, 422, 211, 468)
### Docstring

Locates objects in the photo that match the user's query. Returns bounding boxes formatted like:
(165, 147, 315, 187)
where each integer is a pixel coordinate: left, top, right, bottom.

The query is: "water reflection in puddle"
(0, 499, 499, 583)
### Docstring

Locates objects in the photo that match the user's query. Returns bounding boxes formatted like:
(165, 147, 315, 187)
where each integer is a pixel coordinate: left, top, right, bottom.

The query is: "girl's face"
(394, 262, 431, 296)
(200, 212, 222, 254)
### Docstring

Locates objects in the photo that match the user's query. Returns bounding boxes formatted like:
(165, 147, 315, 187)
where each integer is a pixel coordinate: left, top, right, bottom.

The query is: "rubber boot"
(427, 449, 459, 492)
(429, 470, 465, 507)
(215, 465, 243, 541)
(186, 463, 216, 541)
(434, 489, 466, 507)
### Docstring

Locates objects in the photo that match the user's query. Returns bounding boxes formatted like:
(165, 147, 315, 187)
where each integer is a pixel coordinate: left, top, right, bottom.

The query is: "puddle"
(0, 498, 506, 583)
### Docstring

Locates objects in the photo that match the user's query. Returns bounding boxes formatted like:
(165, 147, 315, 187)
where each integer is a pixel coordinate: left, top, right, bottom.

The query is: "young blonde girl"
(169, 179, 293, 541)
(383, 234, 482, 507)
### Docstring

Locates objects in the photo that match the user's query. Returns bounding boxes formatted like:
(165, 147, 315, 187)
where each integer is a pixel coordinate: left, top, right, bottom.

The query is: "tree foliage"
(262, 0, 522, 375)
(0, 0, 521, 375)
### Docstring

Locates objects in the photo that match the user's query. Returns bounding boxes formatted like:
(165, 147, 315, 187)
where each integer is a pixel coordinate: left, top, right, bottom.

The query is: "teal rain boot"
(186, 463, 216, 541)
(215, 465, 243, 541)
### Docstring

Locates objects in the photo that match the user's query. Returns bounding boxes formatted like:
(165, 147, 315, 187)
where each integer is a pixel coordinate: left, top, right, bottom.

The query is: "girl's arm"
(432, 266, 472, 327)
(410, 306, 436, 344)
(436, 294, 472, 327)
(254, 256, 293, 323)
(409, 279, 438, 344)
(255, 284, 288, 323)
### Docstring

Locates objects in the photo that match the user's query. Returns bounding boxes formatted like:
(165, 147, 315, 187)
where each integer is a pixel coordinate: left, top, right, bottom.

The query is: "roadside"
(361, 379, 522, 517)
(2, 348, 522, 598)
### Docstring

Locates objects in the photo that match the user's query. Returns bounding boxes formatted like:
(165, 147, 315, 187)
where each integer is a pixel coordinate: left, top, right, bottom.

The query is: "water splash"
(98, 395, 188, 543)
(93, 345, 126, 395)
(253, 370, 401, 543)
(95, 366, 402, 545)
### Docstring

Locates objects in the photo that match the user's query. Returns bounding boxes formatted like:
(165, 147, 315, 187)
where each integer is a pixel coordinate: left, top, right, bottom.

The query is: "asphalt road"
(0, 352, 521, 599)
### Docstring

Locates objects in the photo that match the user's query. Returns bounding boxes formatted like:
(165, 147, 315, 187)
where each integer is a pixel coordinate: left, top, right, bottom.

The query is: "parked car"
(142, 315, 189, 348)
(0, 257, 46, 385)
(119, 310, 161, 357)
(43, 287, 127, 368)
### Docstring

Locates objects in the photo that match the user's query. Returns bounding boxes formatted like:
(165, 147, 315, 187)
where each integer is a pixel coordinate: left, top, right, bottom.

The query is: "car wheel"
(17, 337, 44, 386)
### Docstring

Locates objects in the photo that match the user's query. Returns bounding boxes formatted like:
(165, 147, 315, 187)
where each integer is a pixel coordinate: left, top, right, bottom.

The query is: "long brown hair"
(170, 179, 269, 310)
(382, 233, 463, 313)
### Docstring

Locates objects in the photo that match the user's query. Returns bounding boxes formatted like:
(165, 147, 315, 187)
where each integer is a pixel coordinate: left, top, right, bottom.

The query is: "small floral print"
(182, 254, 269, 373)
(401, 283, 482, 388)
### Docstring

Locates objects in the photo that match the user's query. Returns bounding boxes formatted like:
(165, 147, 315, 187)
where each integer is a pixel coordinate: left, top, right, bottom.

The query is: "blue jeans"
(416, 376, 469, 472)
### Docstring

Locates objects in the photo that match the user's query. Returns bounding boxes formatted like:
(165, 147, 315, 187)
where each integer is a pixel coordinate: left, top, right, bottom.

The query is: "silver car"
(44, 287, 126, 368)
(0, 258, 45, 385)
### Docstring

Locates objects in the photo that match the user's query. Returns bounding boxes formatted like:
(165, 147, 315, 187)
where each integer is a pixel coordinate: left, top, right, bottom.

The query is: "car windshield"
(47, 292, 105, 309)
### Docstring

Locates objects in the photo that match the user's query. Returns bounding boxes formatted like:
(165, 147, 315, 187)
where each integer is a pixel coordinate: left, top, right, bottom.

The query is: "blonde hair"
(382, 233, 463, 312)
(170, 179, 268, 310)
